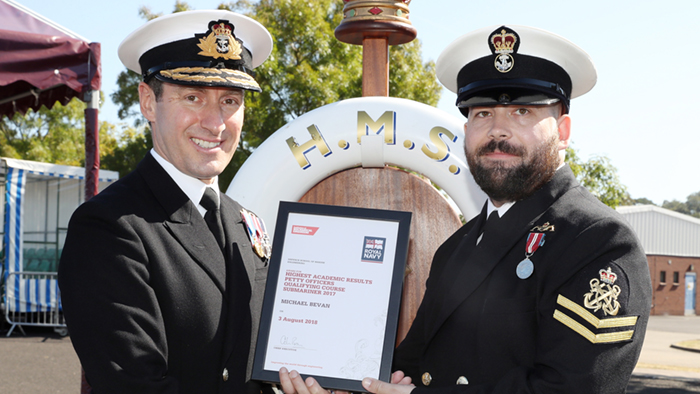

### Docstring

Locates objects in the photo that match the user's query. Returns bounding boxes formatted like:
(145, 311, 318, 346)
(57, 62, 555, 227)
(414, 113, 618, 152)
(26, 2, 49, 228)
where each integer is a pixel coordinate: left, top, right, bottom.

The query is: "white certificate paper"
(253, 202, 411, 392)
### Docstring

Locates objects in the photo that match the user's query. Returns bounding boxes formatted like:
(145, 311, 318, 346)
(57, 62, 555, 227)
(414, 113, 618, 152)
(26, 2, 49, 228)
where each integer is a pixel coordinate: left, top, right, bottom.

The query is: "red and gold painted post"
(334, 0, 416, 97)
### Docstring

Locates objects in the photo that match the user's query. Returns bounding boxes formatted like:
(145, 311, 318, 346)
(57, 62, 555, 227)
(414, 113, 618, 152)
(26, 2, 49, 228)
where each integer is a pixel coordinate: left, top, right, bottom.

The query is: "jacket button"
(222, 368, 229, 381)
(421, 372, 432, 386)
(456, 376, 468, 385)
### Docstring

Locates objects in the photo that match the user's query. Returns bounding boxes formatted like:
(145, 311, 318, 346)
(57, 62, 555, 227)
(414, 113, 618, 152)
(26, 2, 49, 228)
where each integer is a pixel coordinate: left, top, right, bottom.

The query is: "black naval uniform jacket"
(394, 165, 652, 394)
(58, 153, 269, 394)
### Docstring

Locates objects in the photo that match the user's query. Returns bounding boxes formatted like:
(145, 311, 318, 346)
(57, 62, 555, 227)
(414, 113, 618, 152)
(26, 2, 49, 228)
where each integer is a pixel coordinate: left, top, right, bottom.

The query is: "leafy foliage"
(1, 97, 118, 167)
(111, 70, 143, 123)
(565, 147, 631, 208)
(661, 191, 700, 218)
(634, 190, 700, 219)
(100, 126, 153, 178)
(631, 197, 655, 206)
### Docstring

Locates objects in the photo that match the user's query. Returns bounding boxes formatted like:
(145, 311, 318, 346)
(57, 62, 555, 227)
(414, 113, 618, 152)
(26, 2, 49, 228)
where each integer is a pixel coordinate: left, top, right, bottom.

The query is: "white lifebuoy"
(226, 97, 486, 235)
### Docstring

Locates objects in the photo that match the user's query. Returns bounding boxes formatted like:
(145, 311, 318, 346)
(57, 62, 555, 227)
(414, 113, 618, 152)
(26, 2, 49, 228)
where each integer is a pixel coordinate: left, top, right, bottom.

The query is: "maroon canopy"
(0, 29, 101, 117)
(0, 0, 102, 201)
(0, 0, 101, 117)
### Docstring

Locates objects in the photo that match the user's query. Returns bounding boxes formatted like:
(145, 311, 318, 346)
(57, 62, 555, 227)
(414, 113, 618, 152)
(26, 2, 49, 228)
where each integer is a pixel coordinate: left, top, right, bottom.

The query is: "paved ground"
(0, 323, 80, 393)
(634, 316, 700, 380)
(629, 315, 700, 393)
(1, 315, 699, 393)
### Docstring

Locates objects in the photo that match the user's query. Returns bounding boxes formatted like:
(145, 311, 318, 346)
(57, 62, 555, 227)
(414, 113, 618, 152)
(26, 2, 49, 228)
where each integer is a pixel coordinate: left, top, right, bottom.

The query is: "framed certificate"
(252, 201, 412, 392)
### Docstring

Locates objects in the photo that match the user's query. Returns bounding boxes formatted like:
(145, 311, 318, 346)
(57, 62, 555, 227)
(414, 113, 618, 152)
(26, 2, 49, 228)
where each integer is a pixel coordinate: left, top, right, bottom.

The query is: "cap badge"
(489, 27, 519, 73)
(583, 267, 621, 316)
(197, 20, 242, 60)
(498, 93, 511, 103)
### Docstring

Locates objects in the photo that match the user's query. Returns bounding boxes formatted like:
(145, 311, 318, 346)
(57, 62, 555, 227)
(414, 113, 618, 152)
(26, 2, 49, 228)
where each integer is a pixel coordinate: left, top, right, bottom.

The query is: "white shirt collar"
(150, 149, 219, 217)
(486, 199, 515, 218)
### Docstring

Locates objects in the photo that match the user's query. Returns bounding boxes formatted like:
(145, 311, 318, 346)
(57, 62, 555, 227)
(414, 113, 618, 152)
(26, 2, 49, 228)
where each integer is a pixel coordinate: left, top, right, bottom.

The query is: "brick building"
(617, 205, 700, 316)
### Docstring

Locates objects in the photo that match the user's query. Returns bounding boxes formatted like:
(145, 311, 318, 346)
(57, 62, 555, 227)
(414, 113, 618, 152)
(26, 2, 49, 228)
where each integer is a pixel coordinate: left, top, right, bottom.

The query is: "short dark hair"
(147, 78, 164, 102)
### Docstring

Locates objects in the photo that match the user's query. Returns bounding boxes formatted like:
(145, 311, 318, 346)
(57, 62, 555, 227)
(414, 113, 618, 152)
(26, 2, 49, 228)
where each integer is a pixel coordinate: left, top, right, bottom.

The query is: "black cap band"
(139, 36, 254, 77)
(456, 53, 572, 112)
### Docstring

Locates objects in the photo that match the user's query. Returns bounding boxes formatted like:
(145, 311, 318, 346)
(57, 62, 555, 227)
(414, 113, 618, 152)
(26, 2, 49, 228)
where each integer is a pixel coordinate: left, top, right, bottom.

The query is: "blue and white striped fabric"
(5, 273, 61, 313)
(3, 166, 59, 312)
(2, 158, 118, 313)
(2, 165, 39, 313)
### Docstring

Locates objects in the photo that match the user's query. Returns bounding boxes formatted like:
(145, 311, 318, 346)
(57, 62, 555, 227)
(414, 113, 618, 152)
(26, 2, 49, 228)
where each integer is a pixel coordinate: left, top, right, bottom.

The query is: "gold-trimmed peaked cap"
(436, 25, 596, 116)
(118, 10, 272, 92)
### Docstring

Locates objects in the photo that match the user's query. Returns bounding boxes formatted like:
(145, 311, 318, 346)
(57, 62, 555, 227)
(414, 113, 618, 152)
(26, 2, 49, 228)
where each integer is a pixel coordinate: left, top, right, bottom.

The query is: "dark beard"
(466, 135, 560, 202)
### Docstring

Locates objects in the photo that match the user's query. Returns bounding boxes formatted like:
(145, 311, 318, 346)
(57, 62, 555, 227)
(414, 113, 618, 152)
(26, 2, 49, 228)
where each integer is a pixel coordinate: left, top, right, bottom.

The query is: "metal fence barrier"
(3, 271, 67, 337)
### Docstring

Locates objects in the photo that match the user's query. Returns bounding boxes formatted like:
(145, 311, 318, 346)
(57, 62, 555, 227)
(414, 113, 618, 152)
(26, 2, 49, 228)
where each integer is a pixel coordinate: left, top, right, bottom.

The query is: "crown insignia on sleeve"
(197, 20, 242, 60)
(599, 267, 618, 285)
(584, 267, 621, 316)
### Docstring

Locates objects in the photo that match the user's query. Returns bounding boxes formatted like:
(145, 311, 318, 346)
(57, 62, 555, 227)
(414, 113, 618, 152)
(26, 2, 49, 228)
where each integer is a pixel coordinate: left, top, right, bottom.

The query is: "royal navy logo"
(197, 19, 242, 60)
(583, 267, 621, 316)
(361, 236, 386, 263)
(489, 27, 519, 73)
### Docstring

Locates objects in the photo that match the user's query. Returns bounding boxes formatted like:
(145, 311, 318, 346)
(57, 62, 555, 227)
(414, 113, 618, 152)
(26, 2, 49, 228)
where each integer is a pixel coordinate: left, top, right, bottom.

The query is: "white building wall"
(617, 205, 700, 258)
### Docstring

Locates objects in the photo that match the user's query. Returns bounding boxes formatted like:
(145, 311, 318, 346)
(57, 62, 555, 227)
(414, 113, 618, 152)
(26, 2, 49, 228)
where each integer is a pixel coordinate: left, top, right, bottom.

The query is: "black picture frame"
(252, 201, 412, 393)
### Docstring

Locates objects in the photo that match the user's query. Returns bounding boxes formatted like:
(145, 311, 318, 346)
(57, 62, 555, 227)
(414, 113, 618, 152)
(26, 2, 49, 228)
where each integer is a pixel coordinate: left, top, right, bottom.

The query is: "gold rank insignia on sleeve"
(553, 295, 638, 344)
(553, 266, 638, 344)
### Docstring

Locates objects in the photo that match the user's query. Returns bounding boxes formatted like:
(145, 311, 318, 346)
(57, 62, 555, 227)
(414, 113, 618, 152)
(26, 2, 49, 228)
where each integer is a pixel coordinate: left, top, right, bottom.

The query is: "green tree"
(662, 199, 689, 215)
(688, 191, 700, 217)
(662, 191, 700, 218)
(112, 70, 143, 123)
(1, 97, 118, 167)
(111, 0, 442, 189)
(631, 197, 656, 206)
(100, 126, 153, 178)
(565, 147, 631, 208)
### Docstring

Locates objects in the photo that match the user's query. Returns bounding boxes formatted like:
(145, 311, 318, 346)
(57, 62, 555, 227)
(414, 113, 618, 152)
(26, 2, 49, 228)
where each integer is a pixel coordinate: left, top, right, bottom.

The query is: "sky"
(10, 0, 700, 205)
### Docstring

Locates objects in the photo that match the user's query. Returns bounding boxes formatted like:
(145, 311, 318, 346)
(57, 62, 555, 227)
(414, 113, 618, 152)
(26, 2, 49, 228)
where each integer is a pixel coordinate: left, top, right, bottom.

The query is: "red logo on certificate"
(292, 225, 320, 236)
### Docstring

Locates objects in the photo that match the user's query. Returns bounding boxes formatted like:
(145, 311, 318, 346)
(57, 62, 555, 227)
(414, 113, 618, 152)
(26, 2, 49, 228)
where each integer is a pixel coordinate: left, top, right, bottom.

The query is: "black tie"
(478, 211, 500, 244)
(200, 188, 225, 250)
